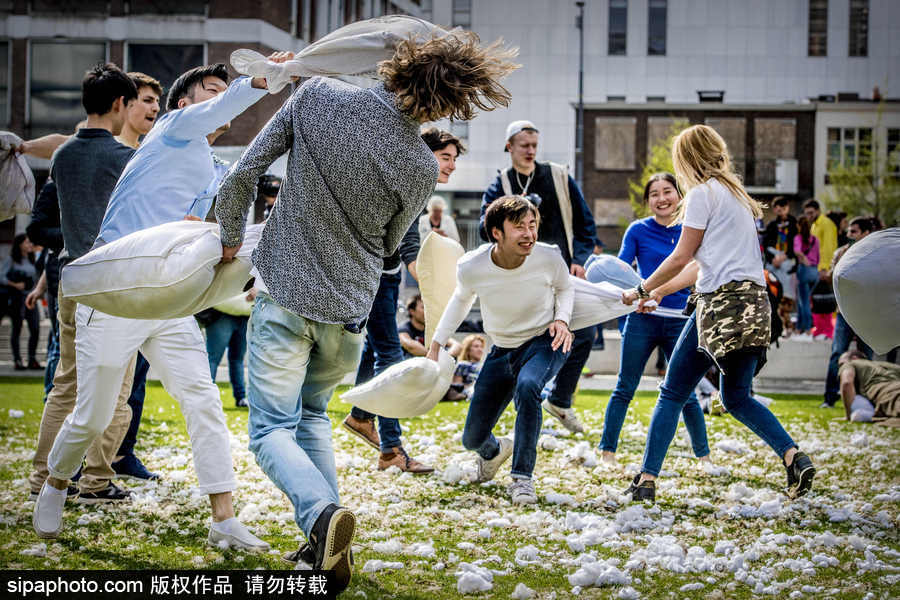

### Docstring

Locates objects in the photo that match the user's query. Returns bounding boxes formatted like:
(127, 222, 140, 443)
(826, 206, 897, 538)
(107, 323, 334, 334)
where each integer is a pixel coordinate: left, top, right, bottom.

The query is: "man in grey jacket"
(215, 30, 517, 590)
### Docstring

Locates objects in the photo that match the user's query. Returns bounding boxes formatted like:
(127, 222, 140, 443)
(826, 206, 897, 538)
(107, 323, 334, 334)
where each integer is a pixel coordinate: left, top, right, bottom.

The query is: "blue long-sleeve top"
(618, 216, 691, 310)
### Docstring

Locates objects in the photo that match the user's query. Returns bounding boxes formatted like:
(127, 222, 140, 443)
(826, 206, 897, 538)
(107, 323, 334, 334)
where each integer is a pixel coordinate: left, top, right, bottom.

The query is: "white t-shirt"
(682, 178, 766, 293)
(433, 242, 574, 349)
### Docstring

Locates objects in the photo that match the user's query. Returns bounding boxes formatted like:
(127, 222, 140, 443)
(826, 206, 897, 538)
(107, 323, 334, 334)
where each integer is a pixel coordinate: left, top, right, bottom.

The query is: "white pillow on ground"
(341, 348, 455, 418)
(416, 232, 464, 348)
(62, 221, 262, 320)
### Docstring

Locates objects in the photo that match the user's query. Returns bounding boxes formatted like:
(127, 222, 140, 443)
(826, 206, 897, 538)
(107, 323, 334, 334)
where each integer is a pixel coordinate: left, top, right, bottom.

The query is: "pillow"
(569, 277, 637, 331)
(416, 232, 464, 348)
(62, 221, 262, 320)
(214, 292, 254, 317)
(585, 253, 642, 290)
(341, 348, 455, 418)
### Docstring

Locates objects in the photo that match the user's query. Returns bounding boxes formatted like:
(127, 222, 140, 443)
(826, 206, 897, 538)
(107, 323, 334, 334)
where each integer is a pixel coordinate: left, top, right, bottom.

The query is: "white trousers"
(47, 306, 236, 495)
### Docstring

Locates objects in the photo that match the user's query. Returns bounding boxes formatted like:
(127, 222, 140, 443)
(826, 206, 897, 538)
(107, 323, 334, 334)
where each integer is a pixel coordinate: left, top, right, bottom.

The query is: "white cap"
(504, 120, 539, 151)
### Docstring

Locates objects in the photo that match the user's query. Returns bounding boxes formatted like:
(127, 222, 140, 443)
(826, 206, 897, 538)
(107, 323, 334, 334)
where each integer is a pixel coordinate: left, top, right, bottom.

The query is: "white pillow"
(569, 277, 638, 331)
(416, 232, 464, 348)
(61, 221, 262, 320)
(585, 253, 641, 289)
(341, 348, 455, 418)
(214, 292, 254, 317)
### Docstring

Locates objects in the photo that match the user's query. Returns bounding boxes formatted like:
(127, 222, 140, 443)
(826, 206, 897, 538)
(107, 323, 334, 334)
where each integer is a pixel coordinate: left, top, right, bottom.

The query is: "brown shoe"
(378, 447, 434, 474)
(342, 415, 380, 451)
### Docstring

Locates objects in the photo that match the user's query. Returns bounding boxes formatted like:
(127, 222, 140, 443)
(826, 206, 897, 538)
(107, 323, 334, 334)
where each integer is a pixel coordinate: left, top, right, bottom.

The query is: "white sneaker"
(541, 400, 585, 434)
(508, 478, 538, 504)
(475, 437, 513, 483)
(208, 518, 271, 551)
(33, 482, 66, 539)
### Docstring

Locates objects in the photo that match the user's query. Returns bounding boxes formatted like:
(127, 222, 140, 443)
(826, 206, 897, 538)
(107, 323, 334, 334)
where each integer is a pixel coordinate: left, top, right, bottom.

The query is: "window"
(594, 116, 636, 170)
(452, 0, 471, 27)
(754, 118, 796, 186)
(808, 0, 827, 56)
(647, 0, 666, 56)
(127, 43, 204, 109)
(646, 95, 665, 102)
(827, 127, 872, 171)
(646, 116, 677, 160)
(608, 0, 627, 55)
(129, 0, 206, 14)
(32, 0, 107, 13)
(849, 0, 868, 57)
(606, 95, 625, 102)
(704, 117, 746, 178)
(450, 121, 469, 144)
(0, 42, 7, 127)
(888, 129, 900, 177)
(30, 41, 106, 136)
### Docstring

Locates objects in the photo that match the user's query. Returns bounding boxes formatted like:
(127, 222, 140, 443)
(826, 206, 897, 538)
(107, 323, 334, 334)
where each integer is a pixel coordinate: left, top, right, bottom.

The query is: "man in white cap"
(480, 120, 597, 434)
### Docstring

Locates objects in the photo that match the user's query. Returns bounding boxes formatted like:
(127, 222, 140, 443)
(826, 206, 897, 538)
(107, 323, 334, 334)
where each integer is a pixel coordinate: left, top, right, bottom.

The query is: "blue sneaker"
(112, 454, 160, 481)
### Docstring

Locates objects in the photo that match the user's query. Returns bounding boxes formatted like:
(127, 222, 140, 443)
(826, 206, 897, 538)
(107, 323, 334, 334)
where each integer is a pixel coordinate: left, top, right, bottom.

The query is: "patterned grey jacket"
(216, 77, 438, 324)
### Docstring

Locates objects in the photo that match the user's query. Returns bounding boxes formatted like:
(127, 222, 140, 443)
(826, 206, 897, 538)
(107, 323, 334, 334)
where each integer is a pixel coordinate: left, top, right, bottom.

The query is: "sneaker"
(235, 397, 247, 408)
(475, 437, 513, 483)
(76, 482, 132, 505)
(30, 485, 79, 502)
(33, 482, 66, 538)
(508, 478, 538, 504)
(624, 474, 656, 503)
(819, 398, 837, 409)
(378, 446, 434, 474)
(112, 454, 160, 481)
(208, 518, 270, 551)
(341, 415, 380, 451)
(308, 504, 356, 593)
(784, 451, 816, 499)
(283, 542, 315, 568)
(541, 400, 585, 434)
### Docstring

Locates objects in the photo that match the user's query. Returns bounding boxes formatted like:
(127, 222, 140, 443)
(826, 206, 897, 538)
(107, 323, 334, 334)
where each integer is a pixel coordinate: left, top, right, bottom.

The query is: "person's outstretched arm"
(427, 268, 476, 361)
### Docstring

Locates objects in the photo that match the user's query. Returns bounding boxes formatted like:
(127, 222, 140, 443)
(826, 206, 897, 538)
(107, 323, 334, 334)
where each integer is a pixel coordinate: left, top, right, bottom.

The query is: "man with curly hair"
(215, 30, 518, 590)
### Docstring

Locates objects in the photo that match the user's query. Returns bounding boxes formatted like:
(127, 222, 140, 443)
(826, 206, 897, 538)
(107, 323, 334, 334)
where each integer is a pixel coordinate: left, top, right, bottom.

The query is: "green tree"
(626, 119, 689, 220)
(824, 104, 900, 227)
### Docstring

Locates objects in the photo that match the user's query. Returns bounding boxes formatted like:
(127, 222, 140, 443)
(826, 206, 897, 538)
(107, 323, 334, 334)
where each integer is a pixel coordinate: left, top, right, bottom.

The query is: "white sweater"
(433, 243, 574, 349)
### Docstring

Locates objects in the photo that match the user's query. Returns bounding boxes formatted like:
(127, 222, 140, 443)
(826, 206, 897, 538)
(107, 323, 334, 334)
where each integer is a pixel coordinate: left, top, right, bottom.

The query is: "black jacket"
(25, 180, 63, 296)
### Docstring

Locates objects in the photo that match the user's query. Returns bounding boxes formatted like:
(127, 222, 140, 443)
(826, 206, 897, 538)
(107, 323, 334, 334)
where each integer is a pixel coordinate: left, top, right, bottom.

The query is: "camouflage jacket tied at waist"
(694, 280, 771, 362)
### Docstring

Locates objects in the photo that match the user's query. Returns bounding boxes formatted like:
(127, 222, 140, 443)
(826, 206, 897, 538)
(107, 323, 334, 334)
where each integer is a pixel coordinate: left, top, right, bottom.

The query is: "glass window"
(888, 128, 900, 177)
(594, 116, 636, 170)
(608, 0, 627, 56)
(646, 116, 676, 160)
(32, 0, 107, 13)
(827, 126, 874, 170)
(129, 0, 206, 14)
(452, 0, 471, 27)
(808, 0, 827, 56)
(127, 43, 205, 110)
(704, 117, 746, 178)
(0, 42, 7, 127)
(30, 41, 106, 137)
(647, 0, 666, 56)
(849, 0, 868, 57)
(754, 118, 796, 186)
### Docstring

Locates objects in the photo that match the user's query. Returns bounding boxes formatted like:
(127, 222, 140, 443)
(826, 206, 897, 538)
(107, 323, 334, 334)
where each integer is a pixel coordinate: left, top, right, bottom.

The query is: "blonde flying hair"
(458, 334, 486, 363)
(671, 124, 764, 223)
(379, 30, 520, 122)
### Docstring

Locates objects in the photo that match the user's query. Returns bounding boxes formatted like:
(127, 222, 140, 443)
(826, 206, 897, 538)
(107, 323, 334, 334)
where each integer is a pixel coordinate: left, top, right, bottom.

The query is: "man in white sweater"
(427, 196, 574, 504)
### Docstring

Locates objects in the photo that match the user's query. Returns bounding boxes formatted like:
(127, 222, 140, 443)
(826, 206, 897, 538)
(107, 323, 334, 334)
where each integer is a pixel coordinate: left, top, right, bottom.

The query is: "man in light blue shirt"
(42, 56, 292, 551)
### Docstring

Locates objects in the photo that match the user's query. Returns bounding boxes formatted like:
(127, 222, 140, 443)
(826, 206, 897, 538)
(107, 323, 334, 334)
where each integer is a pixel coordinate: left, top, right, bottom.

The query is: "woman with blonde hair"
(450, 333, 486, 399)
(621, 124, 815, 503)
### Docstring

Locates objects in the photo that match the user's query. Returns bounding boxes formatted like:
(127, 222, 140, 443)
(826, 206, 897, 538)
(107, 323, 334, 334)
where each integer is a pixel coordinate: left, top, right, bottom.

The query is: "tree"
(824, 104, 900, 227)
(626, 119, 689, 221)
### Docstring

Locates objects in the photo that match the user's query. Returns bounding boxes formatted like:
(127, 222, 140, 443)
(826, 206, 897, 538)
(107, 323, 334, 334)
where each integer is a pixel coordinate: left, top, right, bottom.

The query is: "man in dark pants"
(481, 120, 596, 433)
(112, 354, 158, 480)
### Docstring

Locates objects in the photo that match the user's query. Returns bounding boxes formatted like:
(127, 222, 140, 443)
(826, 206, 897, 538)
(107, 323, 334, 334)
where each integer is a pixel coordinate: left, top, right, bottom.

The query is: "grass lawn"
(1, 377, 898, 598)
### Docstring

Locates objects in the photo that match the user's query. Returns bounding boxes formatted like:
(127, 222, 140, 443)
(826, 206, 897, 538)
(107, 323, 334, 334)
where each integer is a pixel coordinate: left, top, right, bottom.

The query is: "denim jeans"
(462, 332, 568, 479)
(795, 264, 819, 332)
(547, 325, 594, 409)
(117, 352, 150, 459)
(599, 312, 709, 458)
(43, 292, 60, 399)
(824, 313, 873, 403)
(206, 313, 249, 401)
(641, 314, 796, 476)
(246, 293, 364, 536)
(349, 272, 402, 451)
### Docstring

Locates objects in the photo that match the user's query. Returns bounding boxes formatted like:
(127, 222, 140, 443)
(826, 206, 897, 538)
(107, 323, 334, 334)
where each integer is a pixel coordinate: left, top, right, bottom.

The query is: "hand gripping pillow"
(584, 253, 642, 290)
(341, 348, 455, 418)
(416, 232, 465, 348)
(833, 227, 900, 354)
(569, 277, 638, 331)
(62, 221, 263, 320)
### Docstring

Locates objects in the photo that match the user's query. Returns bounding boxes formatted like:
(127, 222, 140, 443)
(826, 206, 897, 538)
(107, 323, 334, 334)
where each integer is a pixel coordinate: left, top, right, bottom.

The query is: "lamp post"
(575, 1, 585, 191)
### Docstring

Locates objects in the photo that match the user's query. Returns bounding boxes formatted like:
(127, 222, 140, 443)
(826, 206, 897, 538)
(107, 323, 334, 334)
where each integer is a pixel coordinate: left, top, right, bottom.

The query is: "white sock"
(43, 484, 66, 497)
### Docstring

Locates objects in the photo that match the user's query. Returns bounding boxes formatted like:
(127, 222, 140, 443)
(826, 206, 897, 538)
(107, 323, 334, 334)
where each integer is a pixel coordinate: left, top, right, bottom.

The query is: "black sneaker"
(308, 504, 356, 592)
(112, 454, 160, 481)
(30, 485, 79, 502)
(624, 474, 656, 503)
(235, 397, 248, 408)
(784, 451, 815, 499)
(76, 482, 132, 505)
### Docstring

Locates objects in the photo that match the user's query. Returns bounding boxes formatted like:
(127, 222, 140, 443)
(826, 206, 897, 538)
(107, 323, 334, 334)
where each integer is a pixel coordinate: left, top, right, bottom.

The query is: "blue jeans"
(824, 313, 873, 403)
(43, 292, 60, 399)
(642, 314, 796, 476)
(547, 325, 594, 409)
(246, 293, 364, 536)
(795, 264, 818, 332)
(599, 313, 709, 458)
(117, 352, 150, 458)
(206, 313, 249, 401)
(349, 272, 403, 451)
(462, 332, 567, 479)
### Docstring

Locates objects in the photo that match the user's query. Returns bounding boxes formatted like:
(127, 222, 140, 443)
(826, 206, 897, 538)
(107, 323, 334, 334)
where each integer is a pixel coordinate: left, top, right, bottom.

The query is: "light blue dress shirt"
(96, 76, 267, 244)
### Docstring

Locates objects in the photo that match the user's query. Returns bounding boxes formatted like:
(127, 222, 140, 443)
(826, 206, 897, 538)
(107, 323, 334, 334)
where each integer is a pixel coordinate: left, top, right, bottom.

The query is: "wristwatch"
(636, 282, 650, 299)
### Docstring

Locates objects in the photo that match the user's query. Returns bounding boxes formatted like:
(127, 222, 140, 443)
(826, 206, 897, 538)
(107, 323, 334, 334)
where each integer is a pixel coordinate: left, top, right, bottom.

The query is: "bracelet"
(636, 282, 650, 299)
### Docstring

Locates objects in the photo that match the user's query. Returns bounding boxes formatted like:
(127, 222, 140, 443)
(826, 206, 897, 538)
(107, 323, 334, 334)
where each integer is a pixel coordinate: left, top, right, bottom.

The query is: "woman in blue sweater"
(599, 173, 710, 466)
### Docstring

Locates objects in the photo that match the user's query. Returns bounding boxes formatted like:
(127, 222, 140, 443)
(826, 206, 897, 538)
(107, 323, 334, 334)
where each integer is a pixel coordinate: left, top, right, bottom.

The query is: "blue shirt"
(97, 77, 266, 244)
(618, 217, 691, 310)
